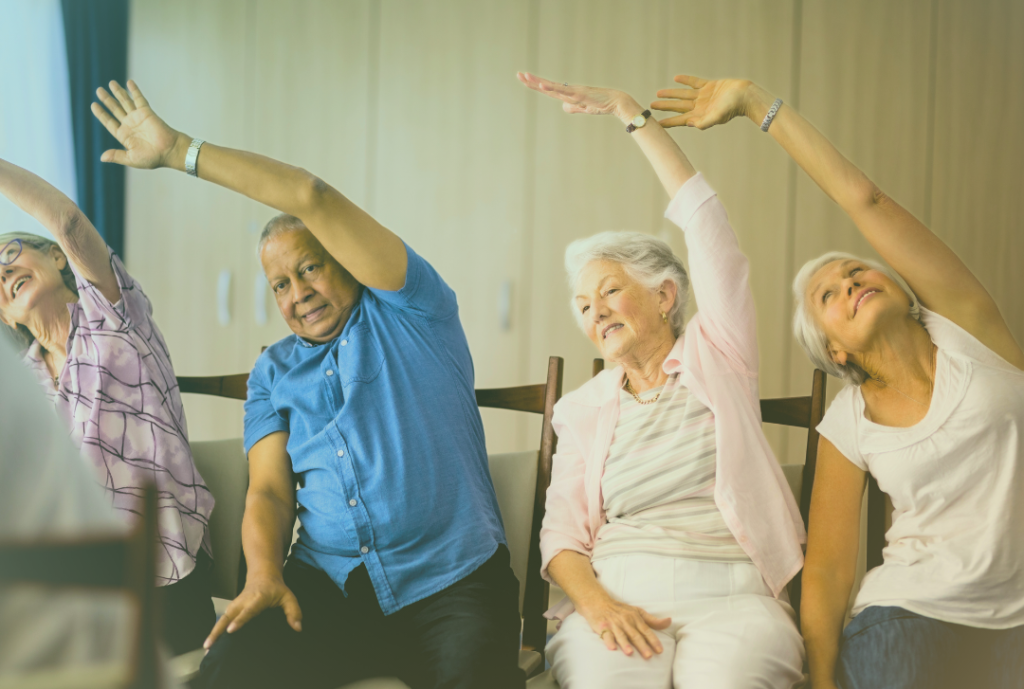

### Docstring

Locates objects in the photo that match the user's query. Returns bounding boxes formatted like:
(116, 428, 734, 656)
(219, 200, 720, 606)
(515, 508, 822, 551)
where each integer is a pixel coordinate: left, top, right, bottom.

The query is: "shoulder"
(921, 307, 1022, 372)
(252, 335, 303, 380)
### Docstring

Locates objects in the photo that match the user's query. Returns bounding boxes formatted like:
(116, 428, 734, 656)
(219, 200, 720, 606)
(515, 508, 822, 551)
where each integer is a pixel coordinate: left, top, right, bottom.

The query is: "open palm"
(650, 75, 751, 130)
(517, 72, 627, 117)
(91, 80, 180, 169)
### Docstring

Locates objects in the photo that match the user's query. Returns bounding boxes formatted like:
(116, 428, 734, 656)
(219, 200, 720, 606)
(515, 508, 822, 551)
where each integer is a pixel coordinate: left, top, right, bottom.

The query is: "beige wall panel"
(930, 0, 1024, 345)
(528, 0, 671, 399)
(664, 0, 796, 461)
(788, 0, 934, 435)
(371, 0, 533, 453)
(249, 0, 374, 362)
(127, 0, 254, 440)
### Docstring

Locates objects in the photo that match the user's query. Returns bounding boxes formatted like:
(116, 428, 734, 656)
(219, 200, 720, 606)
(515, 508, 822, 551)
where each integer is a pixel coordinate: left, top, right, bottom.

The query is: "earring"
(661, 312, 668, 323)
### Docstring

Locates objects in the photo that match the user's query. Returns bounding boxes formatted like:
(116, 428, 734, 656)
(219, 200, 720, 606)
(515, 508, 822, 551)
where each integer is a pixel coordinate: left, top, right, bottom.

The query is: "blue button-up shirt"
(243, 244, 505, 613)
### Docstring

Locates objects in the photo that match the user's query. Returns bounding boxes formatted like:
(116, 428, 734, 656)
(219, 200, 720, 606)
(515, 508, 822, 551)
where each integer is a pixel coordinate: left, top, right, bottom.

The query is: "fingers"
(90, 102, 122, 138)
(650, 99, 694, 114)
(640, 610, 672, 631)
(517, 72, 575, 103)
(281, 591, 304, 633)
(673, 74, 707, 88)
(596, 625, 617, 651)
(109, 80, 136, 114)
(100, 149, 130, 166)
(655, 88, 699, 101)
(622, 622, 656, 659)
(657, 114, 697, 129)
(609, 623, 634, 656)
(126, 79, 150, 109)
(204, 609, 233, 650)
(95, 86, 127, 122)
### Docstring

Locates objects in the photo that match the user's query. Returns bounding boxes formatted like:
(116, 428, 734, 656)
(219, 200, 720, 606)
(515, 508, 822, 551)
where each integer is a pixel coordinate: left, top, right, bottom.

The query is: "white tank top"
(818, 307, 1024, 628)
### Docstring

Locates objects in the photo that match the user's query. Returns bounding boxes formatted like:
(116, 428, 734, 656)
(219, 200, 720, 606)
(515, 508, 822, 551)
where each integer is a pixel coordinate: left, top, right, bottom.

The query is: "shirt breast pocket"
(337, 324, 385, 386)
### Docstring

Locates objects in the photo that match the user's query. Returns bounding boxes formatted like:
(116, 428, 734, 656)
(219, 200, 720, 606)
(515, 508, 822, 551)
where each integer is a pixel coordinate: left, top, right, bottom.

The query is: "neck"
(26, 294, 74, 359)
(617, 334, 675, 394)
(855, 317, 935, 395)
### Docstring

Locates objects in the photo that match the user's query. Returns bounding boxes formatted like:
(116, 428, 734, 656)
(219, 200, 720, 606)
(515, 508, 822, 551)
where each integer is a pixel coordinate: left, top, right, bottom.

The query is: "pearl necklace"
(623, 378, 660, 405)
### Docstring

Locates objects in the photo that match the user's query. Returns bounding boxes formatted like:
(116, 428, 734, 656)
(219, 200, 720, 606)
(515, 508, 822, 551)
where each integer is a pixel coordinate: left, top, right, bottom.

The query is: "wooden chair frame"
(178, 355, 565, 662)
(0, 486, 161, 689)
(592, 359, 826, 616)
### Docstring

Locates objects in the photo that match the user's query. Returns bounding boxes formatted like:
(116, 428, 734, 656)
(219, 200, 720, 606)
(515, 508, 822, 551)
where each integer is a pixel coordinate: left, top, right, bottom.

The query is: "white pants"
(547, 555, 805, 689)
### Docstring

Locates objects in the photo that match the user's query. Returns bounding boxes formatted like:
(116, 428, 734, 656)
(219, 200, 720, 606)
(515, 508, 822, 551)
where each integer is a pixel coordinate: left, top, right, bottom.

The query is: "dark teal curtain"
(61, 0, 129, 257)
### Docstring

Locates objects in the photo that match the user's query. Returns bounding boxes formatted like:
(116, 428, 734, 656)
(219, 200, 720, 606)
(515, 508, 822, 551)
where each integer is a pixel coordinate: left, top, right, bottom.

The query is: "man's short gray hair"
(792, 251, 921, 385)
(564, 231, 690, 338)
(0, 232, 78, 352)
(256, 213, 307, 258)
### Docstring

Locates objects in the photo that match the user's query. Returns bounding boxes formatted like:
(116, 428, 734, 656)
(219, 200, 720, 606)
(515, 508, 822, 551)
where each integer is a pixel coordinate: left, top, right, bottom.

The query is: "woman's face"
(575, 259, 675, 363)
(0, 243, 70, 329)
(805, 258, 913, 366)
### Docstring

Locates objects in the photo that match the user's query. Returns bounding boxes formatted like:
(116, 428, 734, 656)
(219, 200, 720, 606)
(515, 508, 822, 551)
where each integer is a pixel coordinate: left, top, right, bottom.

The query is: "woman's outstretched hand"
(516, 72, 641, 124)
(91, 80, 187, 170)
(650, 75, 753, 130)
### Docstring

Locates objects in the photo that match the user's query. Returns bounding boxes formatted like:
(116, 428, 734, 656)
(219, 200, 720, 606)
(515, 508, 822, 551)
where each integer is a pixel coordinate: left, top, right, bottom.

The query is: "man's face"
(260, 229, 362, 344)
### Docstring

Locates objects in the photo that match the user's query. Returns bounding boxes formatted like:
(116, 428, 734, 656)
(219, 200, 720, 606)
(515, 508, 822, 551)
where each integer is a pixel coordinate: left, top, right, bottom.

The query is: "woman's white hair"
(792, 251, 921, 385)
(565, 231, 689, 338)
(0, 232, 78, 351)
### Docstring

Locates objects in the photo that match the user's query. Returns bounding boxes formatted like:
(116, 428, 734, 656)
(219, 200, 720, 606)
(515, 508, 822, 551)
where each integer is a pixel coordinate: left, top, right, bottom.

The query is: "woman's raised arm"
(0, 159, 118, 302)
(517, 73, 696, 198)
(90, 80, 407, 291)
(652, 76, 1024, 367)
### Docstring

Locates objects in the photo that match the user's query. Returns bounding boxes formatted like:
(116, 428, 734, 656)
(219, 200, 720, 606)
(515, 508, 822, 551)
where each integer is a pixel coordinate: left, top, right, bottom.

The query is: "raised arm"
(652, 76, 1024, 367)
(0, 159, 118, 302)
(801, 437, 866, 689)
(517, 73, 696, 198)
(518, 73, 757, 372)
(91, 80, 406, 291)
(205, 431, 301, 649)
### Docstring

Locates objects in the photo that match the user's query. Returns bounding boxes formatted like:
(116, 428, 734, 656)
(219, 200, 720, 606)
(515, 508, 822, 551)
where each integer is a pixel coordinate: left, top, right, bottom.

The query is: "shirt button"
(341, 339, 348, 346)
(349, 499, 357, 507)
(360, 546, 369, 554)
(326, 369, 334, 376)
(337, 450, 344, 457)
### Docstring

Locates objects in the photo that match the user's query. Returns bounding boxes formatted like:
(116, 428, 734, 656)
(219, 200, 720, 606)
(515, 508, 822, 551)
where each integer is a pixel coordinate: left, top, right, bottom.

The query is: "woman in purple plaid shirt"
(0, 155, 215, 656)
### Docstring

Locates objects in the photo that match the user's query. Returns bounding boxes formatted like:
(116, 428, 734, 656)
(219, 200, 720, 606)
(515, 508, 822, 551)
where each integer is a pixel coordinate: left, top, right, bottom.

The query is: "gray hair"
(0, 232, 78, 352)
(256, 213, 307, 258)
(565, 231, 690, 338)
(792, 251, 921, 385)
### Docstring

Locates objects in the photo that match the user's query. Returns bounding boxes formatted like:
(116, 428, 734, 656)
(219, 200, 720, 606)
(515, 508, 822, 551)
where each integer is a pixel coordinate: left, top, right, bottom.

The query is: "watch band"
(760, 99, 783, 132)
(185, 138, 205, 177)
(626, 110, 652, 134)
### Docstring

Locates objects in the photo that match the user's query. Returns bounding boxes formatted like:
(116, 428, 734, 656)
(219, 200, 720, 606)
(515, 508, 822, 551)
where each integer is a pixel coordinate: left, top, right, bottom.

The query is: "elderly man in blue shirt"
(90, 80, 523, 689)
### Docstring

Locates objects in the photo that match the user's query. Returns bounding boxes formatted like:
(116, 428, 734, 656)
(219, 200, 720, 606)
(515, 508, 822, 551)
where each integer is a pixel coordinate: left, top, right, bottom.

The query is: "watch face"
(632, 114, 646, 128)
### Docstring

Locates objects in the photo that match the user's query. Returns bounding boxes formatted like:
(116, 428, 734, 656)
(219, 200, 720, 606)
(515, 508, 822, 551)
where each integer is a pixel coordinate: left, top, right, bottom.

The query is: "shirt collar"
(573, 332, 686, 407)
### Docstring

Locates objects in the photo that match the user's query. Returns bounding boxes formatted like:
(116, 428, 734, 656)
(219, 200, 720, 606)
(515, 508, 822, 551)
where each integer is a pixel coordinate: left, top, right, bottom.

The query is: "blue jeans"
(838, 605, 1024, 689)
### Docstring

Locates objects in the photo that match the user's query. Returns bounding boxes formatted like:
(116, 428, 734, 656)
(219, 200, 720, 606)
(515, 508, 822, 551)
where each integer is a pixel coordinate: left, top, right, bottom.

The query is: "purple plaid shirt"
(25, 249, 213, 585)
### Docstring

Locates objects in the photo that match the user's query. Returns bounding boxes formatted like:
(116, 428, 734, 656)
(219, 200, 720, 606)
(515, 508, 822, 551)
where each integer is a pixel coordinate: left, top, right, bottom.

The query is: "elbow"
(293, 171, 333, 217)
(848, 180, 890, 215)
(53, 204, 90, 243)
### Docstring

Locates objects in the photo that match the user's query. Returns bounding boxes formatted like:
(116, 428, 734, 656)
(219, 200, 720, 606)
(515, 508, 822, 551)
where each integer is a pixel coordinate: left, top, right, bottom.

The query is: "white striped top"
(592, 373, 750, 563)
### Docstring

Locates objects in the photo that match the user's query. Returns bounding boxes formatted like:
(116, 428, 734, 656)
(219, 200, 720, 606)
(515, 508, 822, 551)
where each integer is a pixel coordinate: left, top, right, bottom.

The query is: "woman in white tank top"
(652, 77, 1024, 688)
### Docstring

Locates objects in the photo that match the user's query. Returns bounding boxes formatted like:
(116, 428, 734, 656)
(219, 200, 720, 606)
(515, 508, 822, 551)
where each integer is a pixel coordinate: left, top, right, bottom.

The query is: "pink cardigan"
(541, 173, 806, 620)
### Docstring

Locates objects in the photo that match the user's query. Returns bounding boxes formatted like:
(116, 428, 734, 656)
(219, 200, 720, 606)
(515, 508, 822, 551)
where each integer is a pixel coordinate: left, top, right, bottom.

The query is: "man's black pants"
(196, 545, 526, 689)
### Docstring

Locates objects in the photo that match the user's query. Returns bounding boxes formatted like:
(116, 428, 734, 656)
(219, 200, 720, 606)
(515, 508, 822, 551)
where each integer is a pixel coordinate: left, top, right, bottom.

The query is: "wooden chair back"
(0, 485, 161, 689)
(177, 356, 565, 661)
(591, 359, 826, 616)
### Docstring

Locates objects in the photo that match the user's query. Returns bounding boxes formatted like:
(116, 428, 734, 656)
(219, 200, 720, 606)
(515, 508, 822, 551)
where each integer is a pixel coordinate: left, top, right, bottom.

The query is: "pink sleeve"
(539, 402, 593, 584)
(665, 173, 759, 376)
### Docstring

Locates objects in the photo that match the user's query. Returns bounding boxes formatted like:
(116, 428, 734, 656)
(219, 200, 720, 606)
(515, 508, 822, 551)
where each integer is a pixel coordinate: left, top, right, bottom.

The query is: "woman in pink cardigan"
(518, 72, 806, 689)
